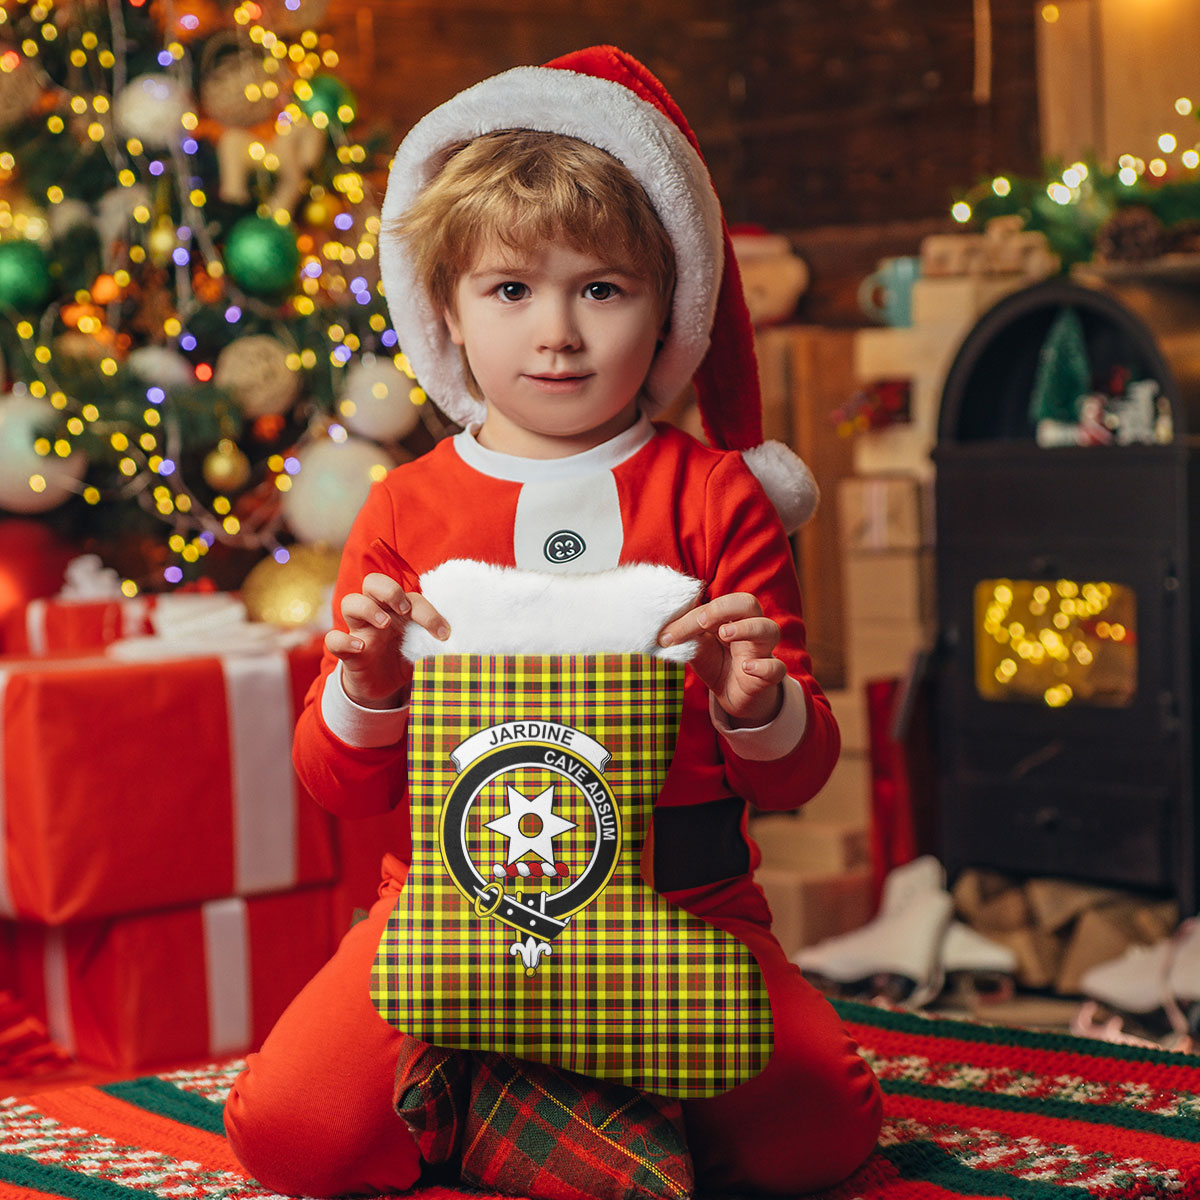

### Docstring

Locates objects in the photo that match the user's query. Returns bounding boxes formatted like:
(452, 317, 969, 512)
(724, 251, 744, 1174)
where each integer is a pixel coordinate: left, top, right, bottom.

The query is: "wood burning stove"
(933, 276, 1200, 913)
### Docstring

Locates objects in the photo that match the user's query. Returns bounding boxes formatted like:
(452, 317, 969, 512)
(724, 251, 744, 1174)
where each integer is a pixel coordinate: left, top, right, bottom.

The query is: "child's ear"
(443, 307, 464, 346)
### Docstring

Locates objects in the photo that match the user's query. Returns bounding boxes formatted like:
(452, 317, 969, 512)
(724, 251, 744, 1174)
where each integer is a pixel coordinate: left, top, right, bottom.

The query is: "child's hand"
(324, 573, 449, 709)
(658, 592, 786, 727)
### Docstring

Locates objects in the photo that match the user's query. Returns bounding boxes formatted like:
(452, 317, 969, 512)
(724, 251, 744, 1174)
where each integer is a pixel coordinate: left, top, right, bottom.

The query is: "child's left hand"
(658, 592, 786, 727)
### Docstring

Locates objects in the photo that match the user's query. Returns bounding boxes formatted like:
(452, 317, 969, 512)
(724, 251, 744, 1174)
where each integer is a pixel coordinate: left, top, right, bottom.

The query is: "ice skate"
(1077, 917, 1200, 1048)
(940, 920, 1017, 1005)
(793, 856, 954, 1008)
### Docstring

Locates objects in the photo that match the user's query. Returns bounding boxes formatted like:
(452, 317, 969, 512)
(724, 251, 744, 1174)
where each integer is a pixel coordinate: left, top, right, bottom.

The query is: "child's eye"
(585, 282, 619, 301)
(497, 282, 528, 301)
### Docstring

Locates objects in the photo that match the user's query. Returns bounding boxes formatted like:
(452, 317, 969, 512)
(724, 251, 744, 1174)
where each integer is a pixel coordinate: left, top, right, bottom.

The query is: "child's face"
(443, 238, 663, 457)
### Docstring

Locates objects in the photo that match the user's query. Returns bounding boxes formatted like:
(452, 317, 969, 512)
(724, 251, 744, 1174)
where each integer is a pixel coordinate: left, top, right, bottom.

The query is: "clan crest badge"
(440, 718, 621, 974)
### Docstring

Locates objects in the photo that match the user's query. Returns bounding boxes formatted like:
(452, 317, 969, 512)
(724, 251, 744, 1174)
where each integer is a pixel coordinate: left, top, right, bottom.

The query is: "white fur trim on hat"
(742, 441, 819, 534)
(379, 65, 725, 430)
(401, 559, 702, 661)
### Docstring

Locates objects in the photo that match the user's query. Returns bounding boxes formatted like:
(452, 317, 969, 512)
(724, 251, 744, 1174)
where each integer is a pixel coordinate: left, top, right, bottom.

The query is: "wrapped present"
(5, 596, 155, 654)
(837, 475, 932, 553)
(0, 642, 337, 923)
(11, 887, 338, 1071)
(7, 588, 265, 656)
(3, 556, 154, 654)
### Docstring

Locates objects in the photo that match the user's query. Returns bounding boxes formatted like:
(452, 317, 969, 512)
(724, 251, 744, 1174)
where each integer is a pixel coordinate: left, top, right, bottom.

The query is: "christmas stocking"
(370, 566, 773, 1099)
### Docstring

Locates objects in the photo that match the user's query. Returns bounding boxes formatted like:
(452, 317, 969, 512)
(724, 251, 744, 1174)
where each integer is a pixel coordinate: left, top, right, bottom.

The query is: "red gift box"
(0, 642, 337, 923)
(12, 886, 339, 1071)
(4, 597, 156, 655)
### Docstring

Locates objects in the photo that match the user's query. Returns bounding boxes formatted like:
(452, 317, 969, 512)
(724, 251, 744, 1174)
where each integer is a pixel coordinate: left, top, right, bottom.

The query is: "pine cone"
(1095, 206, 1167, 263)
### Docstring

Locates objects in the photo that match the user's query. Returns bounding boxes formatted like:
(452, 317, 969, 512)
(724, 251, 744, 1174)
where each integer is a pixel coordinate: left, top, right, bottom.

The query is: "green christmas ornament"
(296, 74, 356, 128)
(0, 241, 53, 311)
(224, 215, 301, 296)
(1029, 307, 1091, 425)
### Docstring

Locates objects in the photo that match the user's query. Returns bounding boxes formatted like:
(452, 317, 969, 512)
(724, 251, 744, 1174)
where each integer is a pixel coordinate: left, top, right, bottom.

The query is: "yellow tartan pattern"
(371, 654, 773, 1098)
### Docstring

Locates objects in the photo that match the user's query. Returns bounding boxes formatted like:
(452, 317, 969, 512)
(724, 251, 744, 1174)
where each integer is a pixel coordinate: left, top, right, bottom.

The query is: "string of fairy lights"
(0, 0, 431, 592)
(977, 579, 1135, 709)
(951, 53, 1197, 229)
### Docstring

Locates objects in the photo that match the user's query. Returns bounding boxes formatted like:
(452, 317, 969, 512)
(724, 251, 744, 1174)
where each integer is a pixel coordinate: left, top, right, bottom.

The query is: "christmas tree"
(0, 0, 440, 596)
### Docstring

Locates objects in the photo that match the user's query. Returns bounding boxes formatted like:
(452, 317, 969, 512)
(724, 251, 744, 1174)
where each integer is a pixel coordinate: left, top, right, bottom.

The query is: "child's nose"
(536, 298, 581, 352)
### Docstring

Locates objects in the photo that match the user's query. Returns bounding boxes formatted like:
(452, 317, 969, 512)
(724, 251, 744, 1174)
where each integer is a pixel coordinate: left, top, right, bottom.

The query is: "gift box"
(755, 865, 875, 959)
(843, 548, 935, 627)
(11, 886, 338, 1071)
(3, 596, 156, 655)
(0, 641, 337, 923)
(837, 475, 932, 553)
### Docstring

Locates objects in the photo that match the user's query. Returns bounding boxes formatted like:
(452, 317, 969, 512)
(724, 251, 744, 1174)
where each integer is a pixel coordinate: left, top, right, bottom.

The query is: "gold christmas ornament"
(241, 543, 340, 628)
(202, 438, 252, 491)
(303, 196, 333, 228)
(214, 334, 301, 418)
(148, 217, 178, 268)
(200, 42, 278, 127)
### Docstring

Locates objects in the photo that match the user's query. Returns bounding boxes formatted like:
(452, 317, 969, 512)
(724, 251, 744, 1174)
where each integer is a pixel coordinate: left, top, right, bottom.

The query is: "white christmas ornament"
(113, 74, 192, 148)
(127, 345, 195, 388)
(214, 334, 301, 417)
(97, 184, 152, 268)
(48, 199, 95, 240)
(200, 48, 277, 127)
(281, 434, 392, 546)
(338, 354, 421, 442)
(0, 390, 86, 514)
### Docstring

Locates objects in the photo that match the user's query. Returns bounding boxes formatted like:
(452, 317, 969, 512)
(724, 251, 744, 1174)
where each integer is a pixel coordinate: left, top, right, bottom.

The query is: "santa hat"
(379, 45, 818, 531)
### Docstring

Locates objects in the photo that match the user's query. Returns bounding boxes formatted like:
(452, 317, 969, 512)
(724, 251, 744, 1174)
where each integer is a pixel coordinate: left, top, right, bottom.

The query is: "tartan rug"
(3, 999, 1200, 1199)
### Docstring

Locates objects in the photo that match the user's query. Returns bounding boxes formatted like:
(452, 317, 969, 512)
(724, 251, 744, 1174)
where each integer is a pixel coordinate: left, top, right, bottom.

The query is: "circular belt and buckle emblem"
(440, 721, 620, 973)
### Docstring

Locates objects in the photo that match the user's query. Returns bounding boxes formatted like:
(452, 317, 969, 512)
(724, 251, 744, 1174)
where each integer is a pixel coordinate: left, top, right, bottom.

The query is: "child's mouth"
(526, 373, 592, 392)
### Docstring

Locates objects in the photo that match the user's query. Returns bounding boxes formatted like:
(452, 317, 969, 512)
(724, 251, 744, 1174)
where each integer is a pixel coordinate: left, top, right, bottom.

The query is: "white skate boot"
(941, 920, 1018, 1004)
(793, 856, 954, 1007)
(1077, 917, 1200, 1048)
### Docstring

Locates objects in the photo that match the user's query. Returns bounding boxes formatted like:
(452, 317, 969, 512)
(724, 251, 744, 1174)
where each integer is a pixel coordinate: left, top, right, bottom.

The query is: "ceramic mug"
(858, 255, 922, 326)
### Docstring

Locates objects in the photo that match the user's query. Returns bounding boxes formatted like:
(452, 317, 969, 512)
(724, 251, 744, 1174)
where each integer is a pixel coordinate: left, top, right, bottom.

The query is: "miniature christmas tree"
(1029, 307, 1091, 426)
(0, 0, 438, 593)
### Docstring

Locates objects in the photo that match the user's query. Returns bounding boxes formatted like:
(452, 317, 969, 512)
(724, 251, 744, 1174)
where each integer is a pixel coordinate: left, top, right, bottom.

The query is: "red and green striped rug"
(1, 999, 1199, 1200)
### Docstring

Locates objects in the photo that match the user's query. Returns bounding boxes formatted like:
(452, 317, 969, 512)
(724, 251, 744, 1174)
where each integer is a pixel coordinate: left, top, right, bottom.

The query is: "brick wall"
(328, 0, 1041, 236)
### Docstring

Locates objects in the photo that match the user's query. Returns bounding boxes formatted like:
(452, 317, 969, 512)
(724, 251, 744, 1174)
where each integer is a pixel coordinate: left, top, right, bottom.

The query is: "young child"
(224, 46, 882, 1197)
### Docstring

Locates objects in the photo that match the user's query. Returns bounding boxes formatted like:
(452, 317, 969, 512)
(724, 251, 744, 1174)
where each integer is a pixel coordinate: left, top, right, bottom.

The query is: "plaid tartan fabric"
(394, 1036, 471, 1166)
(372, 654, 772, 1098)
(460, 1051, 693, 1200)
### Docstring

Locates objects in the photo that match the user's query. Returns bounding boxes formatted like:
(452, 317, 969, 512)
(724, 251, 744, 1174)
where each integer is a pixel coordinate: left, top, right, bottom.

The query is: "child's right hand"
(324, 573, 450, 709)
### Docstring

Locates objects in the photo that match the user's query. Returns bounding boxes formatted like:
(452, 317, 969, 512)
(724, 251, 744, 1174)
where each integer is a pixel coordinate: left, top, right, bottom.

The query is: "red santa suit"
(225, 418, 882, 1195)
(224, 43, 881, 1199)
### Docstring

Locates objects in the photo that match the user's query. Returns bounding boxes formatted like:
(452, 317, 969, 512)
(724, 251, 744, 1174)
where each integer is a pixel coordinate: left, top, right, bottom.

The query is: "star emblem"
(485, 785, 577, 865)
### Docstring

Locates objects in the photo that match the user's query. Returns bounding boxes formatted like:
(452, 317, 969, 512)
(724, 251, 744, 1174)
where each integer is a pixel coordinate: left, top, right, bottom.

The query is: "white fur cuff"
(401, 560, 702, 661)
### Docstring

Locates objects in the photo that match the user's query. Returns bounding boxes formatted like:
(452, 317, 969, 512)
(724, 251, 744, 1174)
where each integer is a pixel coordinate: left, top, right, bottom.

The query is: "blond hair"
(391, 129, 676, 325)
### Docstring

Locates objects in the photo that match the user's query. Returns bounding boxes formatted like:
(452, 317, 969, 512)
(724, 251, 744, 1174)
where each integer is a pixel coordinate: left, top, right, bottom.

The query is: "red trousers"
(224, 855, 882, 1196)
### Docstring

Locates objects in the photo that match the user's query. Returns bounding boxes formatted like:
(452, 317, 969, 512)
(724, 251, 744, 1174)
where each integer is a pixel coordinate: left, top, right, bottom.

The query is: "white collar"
(451, 412, 654, 483)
